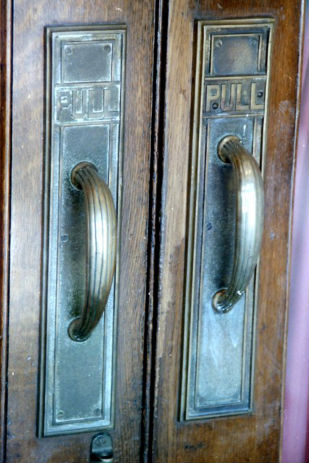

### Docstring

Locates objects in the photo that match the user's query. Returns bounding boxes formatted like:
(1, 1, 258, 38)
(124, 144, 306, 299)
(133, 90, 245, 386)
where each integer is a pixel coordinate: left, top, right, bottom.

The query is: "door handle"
(68, 162, 117, 341)
(212, 136, 264, 313)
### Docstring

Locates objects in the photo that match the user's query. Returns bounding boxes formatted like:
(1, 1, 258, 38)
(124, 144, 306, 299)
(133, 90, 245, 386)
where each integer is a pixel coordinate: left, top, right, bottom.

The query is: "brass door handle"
(68, 162, 117, 341)
(212, 136, 264, 313)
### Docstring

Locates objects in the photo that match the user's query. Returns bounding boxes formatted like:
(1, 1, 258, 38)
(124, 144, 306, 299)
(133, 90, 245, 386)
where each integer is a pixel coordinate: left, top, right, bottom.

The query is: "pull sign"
(39, 26, 125, 436)
(181, 19, 273, 421)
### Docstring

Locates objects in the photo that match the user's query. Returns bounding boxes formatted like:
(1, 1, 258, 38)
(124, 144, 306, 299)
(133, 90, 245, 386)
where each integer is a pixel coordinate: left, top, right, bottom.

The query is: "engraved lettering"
(206, 85, 220, 111)
(58, 90, 72, 110)
(88, 88, 104, 119)
(236, 84, 250, 111)
(221, 83, 236, 111)
(205, 80, 265, 114)
(104, 86, 120, 112)
(72, 89, 83, 116)
(60, 93, 71, 107)
(56, 84, 120, 122)
(250, 82, 264, 110)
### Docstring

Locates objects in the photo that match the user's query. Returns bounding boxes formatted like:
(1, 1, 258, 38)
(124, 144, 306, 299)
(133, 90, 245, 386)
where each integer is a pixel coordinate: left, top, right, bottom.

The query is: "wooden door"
(150, 1, 304, 462)
(0, 1, 305, 462)
(0, 1, 155, 462)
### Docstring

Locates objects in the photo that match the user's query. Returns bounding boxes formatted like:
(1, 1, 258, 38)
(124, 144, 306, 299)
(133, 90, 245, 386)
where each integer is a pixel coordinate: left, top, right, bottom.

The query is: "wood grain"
(0, 1, 11, 461)
(151, 1, 304, 462)
(1, 0, 305, 461)
(6, 1, 154, 462)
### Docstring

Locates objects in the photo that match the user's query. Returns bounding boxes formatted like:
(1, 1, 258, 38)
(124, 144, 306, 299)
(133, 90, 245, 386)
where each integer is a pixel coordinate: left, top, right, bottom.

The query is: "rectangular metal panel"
(181, 19, 273, 420)
(39, 26, 125, 436)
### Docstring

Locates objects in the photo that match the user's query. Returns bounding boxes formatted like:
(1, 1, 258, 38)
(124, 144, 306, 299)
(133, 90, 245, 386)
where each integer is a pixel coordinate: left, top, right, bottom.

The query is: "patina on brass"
(90, 433, 113, 462)
(39, 26, 125, 437)
(212, 136, 264, 312)
(181, 19, 273, 421)
(68, 162, 117, 342)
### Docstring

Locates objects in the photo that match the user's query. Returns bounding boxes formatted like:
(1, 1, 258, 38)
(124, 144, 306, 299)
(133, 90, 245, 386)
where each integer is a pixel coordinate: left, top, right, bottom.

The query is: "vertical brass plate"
(181, 19, 273, 420)
(39, 26, 125, 436)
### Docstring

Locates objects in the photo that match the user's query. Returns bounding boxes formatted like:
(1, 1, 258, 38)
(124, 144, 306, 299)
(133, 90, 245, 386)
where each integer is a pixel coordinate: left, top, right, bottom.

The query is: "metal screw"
(257, 91, 264, 98)
(212, 102, 219, 110)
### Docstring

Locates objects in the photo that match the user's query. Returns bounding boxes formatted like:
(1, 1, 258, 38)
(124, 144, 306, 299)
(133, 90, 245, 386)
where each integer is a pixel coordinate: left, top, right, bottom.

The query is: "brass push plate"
(39, 26, 125, 436)
(181, 19, 273, 420)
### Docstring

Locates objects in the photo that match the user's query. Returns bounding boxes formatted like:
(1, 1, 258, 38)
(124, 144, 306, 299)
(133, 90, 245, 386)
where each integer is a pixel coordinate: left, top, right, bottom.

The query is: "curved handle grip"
(212, 136, 264, 313)
(68, 162, 117, 341)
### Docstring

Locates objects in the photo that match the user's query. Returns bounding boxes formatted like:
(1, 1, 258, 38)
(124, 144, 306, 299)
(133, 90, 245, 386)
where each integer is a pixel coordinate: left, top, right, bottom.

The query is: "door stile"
(0, 0, 12, 461)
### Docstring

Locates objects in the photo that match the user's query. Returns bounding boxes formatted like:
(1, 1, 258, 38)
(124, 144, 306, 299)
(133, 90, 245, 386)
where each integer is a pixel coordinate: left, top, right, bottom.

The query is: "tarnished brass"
(90, 433, 113, 462)
(68, 162, 117, 341)
(181, 19, 273, 421)
(39, 26, 125, 436)
(212, 136, 264, 312)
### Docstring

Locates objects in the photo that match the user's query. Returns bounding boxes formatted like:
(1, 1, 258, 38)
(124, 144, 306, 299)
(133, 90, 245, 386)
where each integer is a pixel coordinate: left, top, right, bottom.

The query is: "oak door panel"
(6, 1, 155, 462)
(151, 1, 304, 462)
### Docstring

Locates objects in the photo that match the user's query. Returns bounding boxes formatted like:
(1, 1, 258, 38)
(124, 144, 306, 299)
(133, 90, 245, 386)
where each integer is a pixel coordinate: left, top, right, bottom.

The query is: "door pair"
(0, 0, 304, 462)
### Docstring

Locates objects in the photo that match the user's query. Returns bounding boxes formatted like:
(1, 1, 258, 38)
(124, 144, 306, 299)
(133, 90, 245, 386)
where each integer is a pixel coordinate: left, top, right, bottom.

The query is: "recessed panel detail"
(181, 19, 273, 420)
(40, 26, 125, 436)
